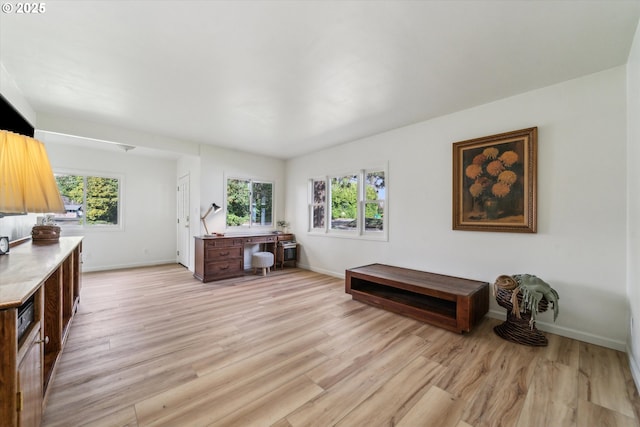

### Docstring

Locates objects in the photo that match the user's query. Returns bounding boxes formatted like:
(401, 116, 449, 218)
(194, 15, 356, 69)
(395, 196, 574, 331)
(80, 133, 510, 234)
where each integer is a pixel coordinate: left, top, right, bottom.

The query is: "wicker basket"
(493, 287, 549, 346)
(32, 225, 61, 244)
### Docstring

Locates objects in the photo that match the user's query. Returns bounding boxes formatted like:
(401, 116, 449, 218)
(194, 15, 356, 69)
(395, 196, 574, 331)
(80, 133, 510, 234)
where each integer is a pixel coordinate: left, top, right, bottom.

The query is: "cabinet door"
(17, 338, 42, 427)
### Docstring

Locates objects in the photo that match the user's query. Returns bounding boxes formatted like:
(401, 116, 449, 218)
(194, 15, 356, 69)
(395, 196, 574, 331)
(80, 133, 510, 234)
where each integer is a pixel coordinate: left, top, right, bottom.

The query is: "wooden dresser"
(0, 236, 83, 427)
(194, 233, 295, 282)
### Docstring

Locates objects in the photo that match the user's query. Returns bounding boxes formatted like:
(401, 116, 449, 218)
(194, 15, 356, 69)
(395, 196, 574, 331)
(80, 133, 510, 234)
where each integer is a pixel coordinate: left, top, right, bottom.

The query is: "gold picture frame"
(452, 127, 537, 233)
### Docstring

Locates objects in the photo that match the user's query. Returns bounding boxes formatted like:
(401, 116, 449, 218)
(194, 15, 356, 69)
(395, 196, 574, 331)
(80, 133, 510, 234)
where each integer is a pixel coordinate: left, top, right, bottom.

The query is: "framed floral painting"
(452, 127, 537, 233)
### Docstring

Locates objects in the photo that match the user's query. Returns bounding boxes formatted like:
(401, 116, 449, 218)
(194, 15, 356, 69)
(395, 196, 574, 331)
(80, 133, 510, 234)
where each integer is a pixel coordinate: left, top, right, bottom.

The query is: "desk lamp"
(200, 203, 222, 235)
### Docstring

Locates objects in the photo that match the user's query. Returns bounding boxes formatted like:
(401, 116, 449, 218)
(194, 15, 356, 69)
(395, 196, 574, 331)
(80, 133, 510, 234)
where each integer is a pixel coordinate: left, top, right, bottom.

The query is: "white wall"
(0, 214, 38, 242)
(287, 66, 628, 350)
(198, 144, 286, 236)
(45, 142, 178, 272)
(627, 19, 640, 387)
(65, 141, 286, 273)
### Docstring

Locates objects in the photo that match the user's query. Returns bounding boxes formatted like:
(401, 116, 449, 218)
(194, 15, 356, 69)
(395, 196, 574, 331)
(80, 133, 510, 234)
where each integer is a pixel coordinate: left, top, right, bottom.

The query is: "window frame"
(53, 169, 124, 231)
(308, 165, 387, 241)
(310, 177, 327, 232)
(224, 175, 275, 231)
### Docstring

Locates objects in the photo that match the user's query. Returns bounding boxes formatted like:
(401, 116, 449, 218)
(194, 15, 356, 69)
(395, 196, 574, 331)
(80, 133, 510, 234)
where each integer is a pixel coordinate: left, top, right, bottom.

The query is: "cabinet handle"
(36, 336, 50, 345)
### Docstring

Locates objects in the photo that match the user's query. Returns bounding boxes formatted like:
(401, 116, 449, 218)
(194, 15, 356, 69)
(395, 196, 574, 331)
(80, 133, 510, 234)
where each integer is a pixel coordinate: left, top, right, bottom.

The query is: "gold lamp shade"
(0, 130, 65, 214)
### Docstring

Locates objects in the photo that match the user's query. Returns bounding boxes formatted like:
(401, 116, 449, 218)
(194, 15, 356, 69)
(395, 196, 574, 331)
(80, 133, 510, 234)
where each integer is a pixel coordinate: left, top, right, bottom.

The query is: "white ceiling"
(1, 1, 639, 159)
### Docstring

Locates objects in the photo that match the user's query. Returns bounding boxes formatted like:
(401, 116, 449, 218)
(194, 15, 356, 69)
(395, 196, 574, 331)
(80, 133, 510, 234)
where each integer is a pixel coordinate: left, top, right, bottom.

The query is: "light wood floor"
(42, 264, 640, 427)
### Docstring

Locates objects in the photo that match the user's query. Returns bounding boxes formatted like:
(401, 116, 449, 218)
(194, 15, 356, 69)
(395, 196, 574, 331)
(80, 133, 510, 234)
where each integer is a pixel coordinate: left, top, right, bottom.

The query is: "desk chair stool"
(252, 252, 274, 276)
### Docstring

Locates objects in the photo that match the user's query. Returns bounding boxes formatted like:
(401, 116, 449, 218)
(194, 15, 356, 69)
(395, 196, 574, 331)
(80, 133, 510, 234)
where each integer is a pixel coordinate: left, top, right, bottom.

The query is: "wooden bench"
(345, 263, 489, 333)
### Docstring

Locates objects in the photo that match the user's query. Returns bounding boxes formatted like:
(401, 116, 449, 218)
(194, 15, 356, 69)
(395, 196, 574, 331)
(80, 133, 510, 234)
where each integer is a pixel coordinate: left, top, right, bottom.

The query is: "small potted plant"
(277, 220, 290, 233)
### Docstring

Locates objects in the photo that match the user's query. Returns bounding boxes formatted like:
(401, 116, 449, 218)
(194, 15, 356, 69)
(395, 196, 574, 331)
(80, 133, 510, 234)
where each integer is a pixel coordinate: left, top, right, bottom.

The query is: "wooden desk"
(0, 236, 83, 427)
(194, 233, 294, 282)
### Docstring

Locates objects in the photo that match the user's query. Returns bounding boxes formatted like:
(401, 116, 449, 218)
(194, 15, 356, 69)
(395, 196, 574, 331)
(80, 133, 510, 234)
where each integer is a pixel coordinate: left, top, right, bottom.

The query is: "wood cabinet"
(194, 234, 294, 282)
(194, 237, 245, 281)
(275, 234, 297, 269)
(18, 328, 43, 427)
(346, 263, 489, 333)
(0, 237, 83, 427)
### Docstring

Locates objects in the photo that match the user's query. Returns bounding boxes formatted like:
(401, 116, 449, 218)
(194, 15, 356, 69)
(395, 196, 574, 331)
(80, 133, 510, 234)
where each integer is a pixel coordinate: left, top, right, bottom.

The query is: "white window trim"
(308, 164, 388, 241)
(224, 174, 275, 231)
(309, 176, 327, 233)
(53, 168, 124, 232)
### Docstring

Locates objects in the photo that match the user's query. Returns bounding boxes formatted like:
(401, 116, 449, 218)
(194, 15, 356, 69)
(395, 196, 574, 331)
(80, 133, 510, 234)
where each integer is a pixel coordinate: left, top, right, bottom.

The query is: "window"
(311, 179, 326, 230)
(330, 174, 358, 231)
(226, 178, 273, 228)
(53, 173, 121, 227)
(364, 170, 385, 231)
(310, 167, 386, 238)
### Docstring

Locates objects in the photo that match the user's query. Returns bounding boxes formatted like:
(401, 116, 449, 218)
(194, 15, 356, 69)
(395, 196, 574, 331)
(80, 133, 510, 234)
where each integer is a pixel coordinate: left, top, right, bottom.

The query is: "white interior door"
(177, 174, 190, 267)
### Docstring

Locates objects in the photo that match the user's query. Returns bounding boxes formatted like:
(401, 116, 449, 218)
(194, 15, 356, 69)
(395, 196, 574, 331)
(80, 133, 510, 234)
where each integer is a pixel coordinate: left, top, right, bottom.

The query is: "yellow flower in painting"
(499, 150, 519, 167)
(492, 182, 511, 197)
(498, 170, 517, 185)
(469, 182, 484, 198)
(465, 164, 482, 179)
(466, 146, 521, 208)
(472, 154, 486, 165)
(483, 147, 499, 159)
(486, 160, 504, 176)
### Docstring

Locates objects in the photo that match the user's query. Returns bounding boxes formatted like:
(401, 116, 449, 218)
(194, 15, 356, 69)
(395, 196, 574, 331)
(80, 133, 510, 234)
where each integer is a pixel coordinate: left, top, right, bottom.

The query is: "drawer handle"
(36, 336, 50, 345)
(219, 265, 229, 270)
(220, 251, 229, 256)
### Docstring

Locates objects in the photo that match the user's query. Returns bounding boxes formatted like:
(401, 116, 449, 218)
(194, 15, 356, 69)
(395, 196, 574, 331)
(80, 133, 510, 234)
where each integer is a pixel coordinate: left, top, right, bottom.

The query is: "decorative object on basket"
(494, 274, 559, 326)
(492, 274, 559, 347)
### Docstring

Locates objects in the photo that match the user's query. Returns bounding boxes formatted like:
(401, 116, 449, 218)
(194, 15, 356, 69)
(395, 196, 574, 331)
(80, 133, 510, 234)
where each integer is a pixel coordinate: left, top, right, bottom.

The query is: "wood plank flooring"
(42, 264, 640, 427)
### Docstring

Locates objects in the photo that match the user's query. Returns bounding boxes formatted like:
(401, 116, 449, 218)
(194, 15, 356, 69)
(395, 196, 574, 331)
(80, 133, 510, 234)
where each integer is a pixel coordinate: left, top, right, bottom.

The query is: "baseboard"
(487, 309, 626, 352)
(82, 259, 179, 273)
(628, 344, 640, 392)
(297, 263, 343, 279)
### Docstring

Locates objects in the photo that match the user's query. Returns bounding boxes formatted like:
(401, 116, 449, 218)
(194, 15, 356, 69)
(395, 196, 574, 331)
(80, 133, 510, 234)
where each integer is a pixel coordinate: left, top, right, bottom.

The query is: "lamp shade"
(0, 130, 65, 214)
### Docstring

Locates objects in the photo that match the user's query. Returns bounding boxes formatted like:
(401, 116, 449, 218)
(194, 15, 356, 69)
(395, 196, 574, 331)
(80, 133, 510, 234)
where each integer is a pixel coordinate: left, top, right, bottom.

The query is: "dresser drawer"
(243, 235, 277, 244)
(204, 259, 243, 277)
(206, 246, 243, 260)
(204, 239, 242, 248)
